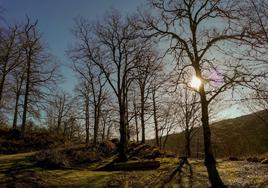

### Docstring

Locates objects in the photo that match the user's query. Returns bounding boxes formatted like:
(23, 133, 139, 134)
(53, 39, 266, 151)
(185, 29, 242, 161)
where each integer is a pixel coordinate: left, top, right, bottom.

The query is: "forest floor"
(0, 152, 267, 188)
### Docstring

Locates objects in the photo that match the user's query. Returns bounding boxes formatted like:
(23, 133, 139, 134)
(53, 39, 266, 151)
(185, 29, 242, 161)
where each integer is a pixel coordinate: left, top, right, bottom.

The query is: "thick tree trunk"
(57, 117, 62, 132)
(140, 88, 145, 144)
(185, 130, 191, 157)
(118, 98, 128, 162)
(199, 84, 225, 187)
(93, 107, 99, 146)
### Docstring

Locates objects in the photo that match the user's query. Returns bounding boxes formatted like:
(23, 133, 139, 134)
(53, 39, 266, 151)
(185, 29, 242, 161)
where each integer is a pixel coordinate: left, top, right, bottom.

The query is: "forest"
(0, 0, 268, 187)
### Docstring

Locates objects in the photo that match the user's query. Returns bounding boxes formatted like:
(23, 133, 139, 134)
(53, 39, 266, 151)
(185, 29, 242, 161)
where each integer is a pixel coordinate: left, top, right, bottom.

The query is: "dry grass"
(0, 152, 267, 187)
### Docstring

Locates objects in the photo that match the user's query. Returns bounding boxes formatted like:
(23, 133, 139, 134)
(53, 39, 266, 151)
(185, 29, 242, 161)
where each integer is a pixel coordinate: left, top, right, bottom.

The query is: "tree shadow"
(176, 159, 194, 188)
(162, 157, 194, 188)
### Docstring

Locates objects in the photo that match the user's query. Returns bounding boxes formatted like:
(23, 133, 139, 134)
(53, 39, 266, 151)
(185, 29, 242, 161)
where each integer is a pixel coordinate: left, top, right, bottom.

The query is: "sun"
(190, 76, 202, 90)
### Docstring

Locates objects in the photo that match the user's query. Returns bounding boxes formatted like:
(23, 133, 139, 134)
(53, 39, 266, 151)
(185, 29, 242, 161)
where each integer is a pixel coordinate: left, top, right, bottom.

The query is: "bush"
(247, 157, 262, 163)
(229, 156, 240, 161)
(73, 151, 100, 163)
(33, 150, 71, 169)
(96, 140, 117, 155)
(0, 128, 67, 154)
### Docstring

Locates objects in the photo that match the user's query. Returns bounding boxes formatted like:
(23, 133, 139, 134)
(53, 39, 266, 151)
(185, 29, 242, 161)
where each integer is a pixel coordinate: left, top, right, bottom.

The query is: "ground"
(0, 152, 267, 188)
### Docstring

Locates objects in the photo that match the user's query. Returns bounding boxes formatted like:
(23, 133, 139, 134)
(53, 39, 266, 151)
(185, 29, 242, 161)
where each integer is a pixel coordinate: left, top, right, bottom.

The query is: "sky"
(0, 0, 247, 120)
(0, 0, 144, 91)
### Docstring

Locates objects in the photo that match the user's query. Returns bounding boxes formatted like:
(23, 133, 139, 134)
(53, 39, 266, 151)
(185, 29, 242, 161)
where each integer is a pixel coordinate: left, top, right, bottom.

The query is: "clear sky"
(0, 0, 144, 91)
(0, 0, 247, 120)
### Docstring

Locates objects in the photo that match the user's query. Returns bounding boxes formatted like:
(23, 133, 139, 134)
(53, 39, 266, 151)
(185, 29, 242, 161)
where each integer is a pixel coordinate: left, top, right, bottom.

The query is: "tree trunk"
(0, 71, 6, 107)
(21, 58, 31, 137)
(12, 93, 20, 129)
(135, 109, 139, 143)
(102, 119, 106, 141)
(0, 59, 9, 107)
(118, 98, 128, 162)
(133, 98, 139, 142)
(140, 87, 145, 143)
(185, 130, 191, 157)
(199, 84, 225, 188)
(126, 92, 130, 141)
(152, 89, 159, 147)
(93, 107, 99, 146)
(85, 99, 90, 144)
(63, 121, 67, 137)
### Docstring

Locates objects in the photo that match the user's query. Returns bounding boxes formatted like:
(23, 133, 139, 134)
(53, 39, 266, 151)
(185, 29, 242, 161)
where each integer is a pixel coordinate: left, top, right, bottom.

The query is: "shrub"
(229, 156, 239, 161)
(247, 157, 262, 163)
(33, 150, 71, 169)
(73, 150, 100, 163)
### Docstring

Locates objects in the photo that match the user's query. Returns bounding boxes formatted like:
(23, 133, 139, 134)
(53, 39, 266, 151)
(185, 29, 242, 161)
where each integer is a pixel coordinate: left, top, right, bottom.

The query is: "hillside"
(149, 110, 268, 158)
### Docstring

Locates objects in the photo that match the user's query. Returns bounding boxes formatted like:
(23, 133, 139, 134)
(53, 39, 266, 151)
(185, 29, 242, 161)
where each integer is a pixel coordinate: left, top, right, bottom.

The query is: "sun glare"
(190, 76, 202, 89)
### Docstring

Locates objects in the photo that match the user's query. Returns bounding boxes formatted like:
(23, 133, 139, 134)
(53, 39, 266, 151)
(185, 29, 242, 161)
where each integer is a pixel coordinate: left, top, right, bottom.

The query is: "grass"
(0, 151, 267, 187)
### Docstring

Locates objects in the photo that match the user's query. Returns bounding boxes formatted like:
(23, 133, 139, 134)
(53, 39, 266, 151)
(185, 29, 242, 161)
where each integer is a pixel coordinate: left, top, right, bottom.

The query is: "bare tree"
(11, 63, 25, 129)
(0, 24, 21, 108)
(19, 18, 58, 137)
(70, 19, 110, 146)
(46, 91, 74, 134)
(175, 85, 201, 157)
(75, 80, 91, 143)
(158, 102, 177, 149)
(129, 87, 140, 142)
(149, 66, 166, 147)
(141, 0, 266, 186)
(71, 11, 143, 161)
(73, 64, 107, 146)
(133, 47, 160, 143)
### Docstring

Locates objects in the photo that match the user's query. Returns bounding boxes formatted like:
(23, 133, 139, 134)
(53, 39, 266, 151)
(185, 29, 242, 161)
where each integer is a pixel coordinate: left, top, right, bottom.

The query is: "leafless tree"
(10, 63, 25, 129)
(72, 60, 108, 146)
(19, 18, 58, 137)
(175, 85, 201, 157)
(140, 0, 266, 186)
(0, 24, 21, 108)
(70, 11, 143, 161)
(74, 80, 91, 143)
(46, 91, 74, 134)
(133, 47, 161, 143)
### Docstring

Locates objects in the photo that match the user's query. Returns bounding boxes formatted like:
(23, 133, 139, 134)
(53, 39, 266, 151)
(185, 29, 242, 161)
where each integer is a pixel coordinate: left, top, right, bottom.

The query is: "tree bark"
(85, 99, 90, 144)
(199, 83, 225, 187)
(140, 87, 146, 143)
(133, 98, 139, 143)
(0, 67, 6, 106)
(118, 102, 128, 162)
(21, 56, 31, 137)
(152, 88, 159, 147)
(12, 92, 20, 129)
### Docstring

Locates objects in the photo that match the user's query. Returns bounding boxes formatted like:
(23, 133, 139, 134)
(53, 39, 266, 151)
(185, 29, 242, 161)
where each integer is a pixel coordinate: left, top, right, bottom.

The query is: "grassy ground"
(0, 152, 267, 188)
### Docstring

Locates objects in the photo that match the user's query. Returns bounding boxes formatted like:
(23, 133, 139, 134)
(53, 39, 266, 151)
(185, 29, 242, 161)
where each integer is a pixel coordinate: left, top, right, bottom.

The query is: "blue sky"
(0, 0, 247, 120)
(0, 0, 144, 92)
